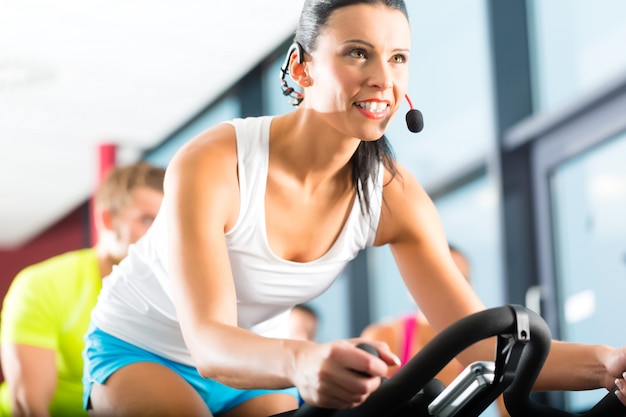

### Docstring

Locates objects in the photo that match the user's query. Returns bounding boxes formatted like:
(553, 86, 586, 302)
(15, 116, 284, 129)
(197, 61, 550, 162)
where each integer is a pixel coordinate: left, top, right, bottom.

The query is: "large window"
(550, 132, 626, 410)
(528, 72, 626, 411)
(529, 0, 626, 113)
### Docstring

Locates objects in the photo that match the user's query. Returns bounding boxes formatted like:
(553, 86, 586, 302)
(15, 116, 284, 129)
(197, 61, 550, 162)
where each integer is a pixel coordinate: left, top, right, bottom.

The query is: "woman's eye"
(392, 54, 407, 64)
(348, 49, 367, 59)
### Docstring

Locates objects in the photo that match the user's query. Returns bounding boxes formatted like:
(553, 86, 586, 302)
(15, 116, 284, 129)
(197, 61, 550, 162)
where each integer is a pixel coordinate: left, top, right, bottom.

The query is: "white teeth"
(356, 101, 387, 112)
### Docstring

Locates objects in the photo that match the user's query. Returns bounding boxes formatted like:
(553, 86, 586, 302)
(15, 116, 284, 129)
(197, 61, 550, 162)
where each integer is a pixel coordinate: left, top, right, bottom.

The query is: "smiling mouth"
(354, 101, 389, 113)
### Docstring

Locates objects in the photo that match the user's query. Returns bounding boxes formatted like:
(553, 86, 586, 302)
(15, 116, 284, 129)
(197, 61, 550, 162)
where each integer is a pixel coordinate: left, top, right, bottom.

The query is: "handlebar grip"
(354, 343, 379, 358)
(289, 406, 335, 417)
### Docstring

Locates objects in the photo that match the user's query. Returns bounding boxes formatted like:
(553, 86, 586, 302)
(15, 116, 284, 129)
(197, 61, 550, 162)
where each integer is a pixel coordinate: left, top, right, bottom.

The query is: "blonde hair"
(94, 162, 165, 215)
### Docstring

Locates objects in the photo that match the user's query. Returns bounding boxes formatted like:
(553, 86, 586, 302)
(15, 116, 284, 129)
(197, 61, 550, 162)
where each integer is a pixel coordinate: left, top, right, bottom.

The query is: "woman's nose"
(366, 58, 393, 91)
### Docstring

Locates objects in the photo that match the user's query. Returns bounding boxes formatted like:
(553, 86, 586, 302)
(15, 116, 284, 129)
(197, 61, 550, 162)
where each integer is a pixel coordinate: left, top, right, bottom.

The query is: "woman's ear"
(289, 46, 311, 87)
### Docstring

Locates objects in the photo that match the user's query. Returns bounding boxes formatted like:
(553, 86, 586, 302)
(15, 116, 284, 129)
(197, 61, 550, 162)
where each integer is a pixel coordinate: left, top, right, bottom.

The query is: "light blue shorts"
(82, 325, 299, 415)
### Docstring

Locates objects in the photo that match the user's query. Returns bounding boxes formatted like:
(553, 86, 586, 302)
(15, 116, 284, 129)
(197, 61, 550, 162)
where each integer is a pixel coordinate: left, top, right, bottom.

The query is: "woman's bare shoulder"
(382, 162, 425, 200)
(173, 122, 237, 166)
(164, 122, 240, 229)
(165, 123, 237, 184)
(376, 162, 436, 244)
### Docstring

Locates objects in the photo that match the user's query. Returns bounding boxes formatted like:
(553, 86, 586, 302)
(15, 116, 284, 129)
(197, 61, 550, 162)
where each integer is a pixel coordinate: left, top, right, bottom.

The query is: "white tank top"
(91, 116, 384, 366)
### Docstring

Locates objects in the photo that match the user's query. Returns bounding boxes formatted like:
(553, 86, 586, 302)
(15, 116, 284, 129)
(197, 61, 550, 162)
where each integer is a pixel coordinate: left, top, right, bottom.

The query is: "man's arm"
(1, 344, 56, 417)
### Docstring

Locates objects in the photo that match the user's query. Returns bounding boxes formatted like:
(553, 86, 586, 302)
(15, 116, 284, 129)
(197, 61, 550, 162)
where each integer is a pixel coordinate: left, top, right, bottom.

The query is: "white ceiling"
(0, 0, 304, 249)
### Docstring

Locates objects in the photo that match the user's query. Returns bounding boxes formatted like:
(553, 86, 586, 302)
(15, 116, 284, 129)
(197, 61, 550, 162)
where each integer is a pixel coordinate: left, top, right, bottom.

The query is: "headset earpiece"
(288, 42, 304, 65)
(280, 42, 305, 106)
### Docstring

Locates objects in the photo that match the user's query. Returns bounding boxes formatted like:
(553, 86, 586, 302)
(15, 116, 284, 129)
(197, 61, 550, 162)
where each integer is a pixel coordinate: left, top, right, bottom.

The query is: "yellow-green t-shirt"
(0, 248, 101, 417)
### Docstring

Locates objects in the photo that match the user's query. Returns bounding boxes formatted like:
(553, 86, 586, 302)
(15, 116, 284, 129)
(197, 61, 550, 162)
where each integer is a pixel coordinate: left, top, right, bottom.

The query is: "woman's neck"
(270, 110, 360, 190)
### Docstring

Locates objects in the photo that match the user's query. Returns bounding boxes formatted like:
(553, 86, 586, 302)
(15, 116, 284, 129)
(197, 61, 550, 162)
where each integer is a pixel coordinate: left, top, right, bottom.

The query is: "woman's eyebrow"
(341, 39, 410, 53)
(341, 39, 375, 48)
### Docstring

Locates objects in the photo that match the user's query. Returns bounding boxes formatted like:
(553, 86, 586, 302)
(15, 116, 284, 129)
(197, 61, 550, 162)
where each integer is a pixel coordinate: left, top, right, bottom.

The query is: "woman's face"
(303, 3, 411, 140)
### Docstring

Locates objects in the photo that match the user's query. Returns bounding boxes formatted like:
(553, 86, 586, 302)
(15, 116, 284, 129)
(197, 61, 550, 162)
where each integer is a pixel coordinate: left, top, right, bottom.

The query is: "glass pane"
(550, 131, 626, 411)
(386, 0, 495, 188)
(529, 0, 626, 112)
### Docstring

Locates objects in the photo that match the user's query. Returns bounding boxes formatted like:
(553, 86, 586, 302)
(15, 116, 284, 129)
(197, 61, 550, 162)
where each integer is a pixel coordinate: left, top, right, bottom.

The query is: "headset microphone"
(404, 94, 424, 133)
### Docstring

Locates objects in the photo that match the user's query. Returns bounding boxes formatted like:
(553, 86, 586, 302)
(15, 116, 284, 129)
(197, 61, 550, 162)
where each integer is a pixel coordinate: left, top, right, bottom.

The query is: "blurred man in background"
(0, 162, 165, 417)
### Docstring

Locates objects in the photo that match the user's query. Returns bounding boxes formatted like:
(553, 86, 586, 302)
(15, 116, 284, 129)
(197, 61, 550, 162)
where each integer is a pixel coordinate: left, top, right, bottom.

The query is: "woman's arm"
(537, 341, 614, 391)
(165, 123, 289, 386)
(376, 164, 490, 364)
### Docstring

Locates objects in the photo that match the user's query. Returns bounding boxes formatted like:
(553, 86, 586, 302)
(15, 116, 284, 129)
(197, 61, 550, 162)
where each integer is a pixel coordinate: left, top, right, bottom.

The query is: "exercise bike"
(270, 305, 626, 417)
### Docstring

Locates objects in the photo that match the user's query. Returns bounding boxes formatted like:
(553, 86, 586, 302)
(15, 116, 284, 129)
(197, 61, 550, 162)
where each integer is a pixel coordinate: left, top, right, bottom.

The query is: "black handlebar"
(288, 305, 625, 417)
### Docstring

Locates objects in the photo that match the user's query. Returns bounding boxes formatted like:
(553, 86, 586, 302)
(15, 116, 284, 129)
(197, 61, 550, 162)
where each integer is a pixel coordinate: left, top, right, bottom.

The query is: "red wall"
(0, 203, 90, 382)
